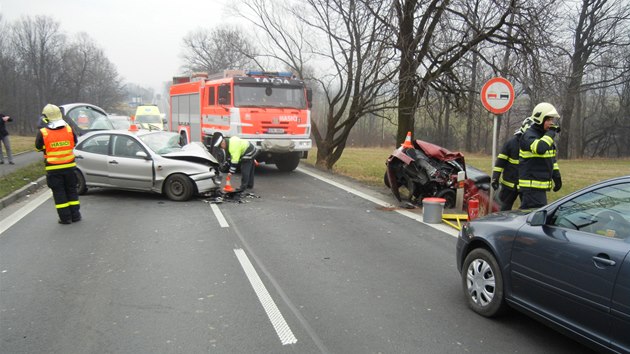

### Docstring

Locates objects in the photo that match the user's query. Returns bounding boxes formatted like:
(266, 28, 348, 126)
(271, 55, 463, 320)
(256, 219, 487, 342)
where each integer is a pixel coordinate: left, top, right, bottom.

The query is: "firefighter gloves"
(553, 177, 562, 192)
(549, 123, 561, 133)
(491, 179, 499, 191)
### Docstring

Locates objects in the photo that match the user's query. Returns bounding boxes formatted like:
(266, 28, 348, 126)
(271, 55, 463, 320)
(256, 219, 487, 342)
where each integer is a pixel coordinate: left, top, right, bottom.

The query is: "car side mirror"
(135, 151, 149, 159)
(528, 210, 547, 226)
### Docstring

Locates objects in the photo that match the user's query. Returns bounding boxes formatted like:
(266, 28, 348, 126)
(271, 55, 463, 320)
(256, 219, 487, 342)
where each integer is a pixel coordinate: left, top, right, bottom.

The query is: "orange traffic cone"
(401, 131, 413, 149)
(128, 116, 138, 132)
(223, 174, 234, 193)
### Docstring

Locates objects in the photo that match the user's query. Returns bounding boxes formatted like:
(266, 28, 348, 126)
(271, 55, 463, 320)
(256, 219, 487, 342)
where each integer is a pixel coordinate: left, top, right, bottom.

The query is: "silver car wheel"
(466, 258, 495, 307)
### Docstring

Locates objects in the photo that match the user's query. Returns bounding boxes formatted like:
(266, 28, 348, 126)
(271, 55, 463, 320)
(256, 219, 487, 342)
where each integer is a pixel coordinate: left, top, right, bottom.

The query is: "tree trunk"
(466, 52, 478, 151)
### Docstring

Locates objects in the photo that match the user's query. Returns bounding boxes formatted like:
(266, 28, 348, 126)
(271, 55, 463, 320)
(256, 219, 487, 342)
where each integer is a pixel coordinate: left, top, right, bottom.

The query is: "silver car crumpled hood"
(162, 142, 219, 165)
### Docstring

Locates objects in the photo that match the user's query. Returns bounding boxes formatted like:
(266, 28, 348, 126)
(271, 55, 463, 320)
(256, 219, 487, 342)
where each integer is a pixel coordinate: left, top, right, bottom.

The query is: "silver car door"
(74, 134, 111, 187)
(107, 135, 154, 190)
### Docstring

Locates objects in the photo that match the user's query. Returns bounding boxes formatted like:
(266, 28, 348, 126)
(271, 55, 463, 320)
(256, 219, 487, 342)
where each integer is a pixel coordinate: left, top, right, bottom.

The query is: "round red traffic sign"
(480, 77, 514, 115)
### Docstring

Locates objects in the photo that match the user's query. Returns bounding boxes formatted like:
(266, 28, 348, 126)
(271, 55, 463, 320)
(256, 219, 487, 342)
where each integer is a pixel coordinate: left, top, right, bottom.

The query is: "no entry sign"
(480, 77, 514, 115)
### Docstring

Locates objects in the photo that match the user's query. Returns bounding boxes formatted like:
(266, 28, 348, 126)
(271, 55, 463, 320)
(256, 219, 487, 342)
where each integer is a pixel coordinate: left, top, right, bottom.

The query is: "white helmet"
(42, 104, 62, 121)
(515, 117, 533, 135)
(530, 102, 560, 125)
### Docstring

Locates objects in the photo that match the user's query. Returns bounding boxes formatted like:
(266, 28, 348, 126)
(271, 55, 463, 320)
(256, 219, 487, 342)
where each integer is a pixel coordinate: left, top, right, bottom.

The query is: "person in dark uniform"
(0, 111, 14, 164)
(491, 117, 532, 211)
(519, 102, 562, 209)
(35, 104, 82, 224)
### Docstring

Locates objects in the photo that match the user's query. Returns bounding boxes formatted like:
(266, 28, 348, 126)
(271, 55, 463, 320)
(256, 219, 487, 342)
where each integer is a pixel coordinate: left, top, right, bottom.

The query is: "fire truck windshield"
(234, 84, 306, 109)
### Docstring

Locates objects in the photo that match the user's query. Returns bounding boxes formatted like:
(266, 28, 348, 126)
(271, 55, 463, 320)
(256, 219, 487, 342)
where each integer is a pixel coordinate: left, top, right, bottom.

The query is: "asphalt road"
(0, 163, 594, 353)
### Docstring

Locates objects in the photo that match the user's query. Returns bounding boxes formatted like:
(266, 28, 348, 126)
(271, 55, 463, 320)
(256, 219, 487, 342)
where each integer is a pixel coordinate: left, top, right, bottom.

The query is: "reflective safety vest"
(518, 124, 559, 190)
(492, 133, 522, 190)
(40, 126, 76, 171)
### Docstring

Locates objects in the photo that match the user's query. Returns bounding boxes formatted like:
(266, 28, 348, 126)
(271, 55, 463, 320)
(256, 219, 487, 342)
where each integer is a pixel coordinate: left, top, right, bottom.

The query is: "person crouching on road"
(35, 104, 82, 224)
(518, 102, 562, 209)
(214, 133, 257, 192)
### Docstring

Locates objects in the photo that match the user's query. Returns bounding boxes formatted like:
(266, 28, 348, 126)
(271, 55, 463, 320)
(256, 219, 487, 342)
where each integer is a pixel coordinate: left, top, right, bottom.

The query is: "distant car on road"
(456, 175, 630, 353)
(74, 130, 222, 201)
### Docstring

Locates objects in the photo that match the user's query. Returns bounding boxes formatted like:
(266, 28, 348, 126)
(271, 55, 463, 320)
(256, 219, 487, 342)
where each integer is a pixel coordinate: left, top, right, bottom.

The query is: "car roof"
(79, 129, 175, 139)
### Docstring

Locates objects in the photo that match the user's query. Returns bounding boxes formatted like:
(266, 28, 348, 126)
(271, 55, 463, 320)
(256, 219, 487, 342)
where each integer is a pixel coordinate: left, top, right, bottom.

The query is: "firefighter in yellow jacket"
(213, 133, 257, 192)
(35, 104, 81, 224)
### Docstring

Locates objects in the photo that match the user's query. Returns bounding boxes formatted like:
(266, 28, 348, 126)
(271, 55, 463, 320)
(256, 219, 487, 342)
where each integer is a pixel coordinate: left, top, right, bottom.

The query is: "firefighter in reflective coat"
(213, 133, 257, 192)
(491, 117, 532, 211)
(518, 102, 562, 209)
(35, 104, 82, 224)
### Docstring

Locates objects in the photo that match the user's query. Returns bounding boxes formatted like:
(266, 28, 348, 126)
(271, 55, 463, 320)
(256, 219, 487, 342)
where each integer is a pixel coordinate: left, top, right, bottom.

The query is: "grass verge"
(0, 162, 45, 199)
(0, 136, 45, 199)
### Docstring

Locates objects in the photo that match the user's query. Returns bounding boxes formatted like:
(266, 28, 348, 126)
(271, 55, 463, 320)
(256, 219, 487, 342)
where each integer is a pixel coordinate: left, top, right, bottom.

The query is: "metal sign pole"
(488, 115, 498, 215)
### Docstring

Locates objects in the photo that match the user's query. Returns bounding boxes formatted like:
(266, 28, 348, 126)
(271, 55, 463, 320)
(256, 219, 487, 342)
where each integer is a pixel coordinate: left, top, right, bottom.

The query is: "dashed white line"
(210, 203, 229, 228)
(234, 248, 298, 346)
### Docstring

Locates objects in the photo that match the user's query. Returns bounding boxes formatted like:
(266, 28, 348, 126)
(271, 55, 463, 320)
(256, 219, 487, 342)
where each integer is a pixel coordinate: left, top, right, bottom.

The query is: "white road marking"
(0, 190, 52, 236)
(296, 167, 458, 237)
(234, 248, 298, 346)
(210, 203, 229, 228)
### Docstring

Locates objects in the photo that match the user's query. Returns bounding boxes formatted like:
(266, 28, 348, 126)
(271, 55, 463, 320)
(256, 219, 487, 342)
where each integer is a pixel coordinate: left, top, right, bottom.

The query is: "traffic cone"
(128, 116, 138, 132)
(223, 174, 234, 193)
(401, 131, 413, 149)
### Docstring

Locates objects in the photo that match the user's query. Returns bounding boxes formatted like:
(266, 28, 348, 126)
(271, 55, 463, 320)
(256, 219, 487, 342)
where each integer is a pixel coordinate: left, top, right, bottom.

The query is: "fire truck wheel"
(275, 153, 300, 172)
(75, 169, 88, 195)
(164, 174, 194, 201)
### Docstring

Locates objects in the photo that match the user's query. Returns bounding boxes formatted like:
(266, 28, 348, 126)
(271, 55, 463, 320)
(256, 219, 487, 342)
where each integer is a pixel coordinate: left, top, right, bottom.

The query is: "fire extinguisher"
(468, 198, 479, 220)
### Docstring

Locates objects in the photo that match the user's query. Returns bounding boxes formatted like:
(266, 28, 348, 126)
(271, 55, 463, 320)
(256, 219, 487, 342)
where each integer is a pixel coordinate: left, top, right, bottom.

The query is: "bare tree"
(180, 26, 256, 74)
(238, 0, 398, 169)
(11, 16, 66, 109)
(556, 0, 630, 158)
(373, 0, 518, 145)
(0, 16, 125, 134)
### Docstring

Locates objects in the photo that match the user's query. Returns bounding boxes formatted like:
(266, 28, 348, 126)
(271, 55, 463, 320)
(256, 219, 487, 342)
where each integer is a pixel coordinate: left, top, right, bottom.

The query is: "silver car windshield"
(139, 132, 182, 154)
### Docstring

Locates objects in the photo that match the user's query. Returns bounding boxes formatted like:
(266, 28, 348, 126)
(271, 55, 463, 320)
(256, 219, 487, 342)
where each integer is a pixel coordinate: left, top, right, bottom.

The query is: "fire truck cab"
(169, 70, 312, 172)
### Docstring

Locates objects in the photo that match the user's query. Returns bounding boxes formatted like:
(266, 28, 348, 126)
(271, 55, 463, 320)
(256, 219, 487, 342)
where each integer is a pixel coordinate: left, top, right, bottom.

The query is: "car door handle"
(75, 155, 83, 159)
(109, 160, 119, 165)
(592, 255, 616, 267)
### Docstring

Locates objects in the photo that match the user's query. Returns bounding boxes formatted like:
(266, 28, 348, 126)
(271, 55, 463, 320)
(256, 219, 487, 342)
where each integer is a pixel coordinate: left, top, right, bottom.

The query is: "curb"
(0, 176, 48, 210)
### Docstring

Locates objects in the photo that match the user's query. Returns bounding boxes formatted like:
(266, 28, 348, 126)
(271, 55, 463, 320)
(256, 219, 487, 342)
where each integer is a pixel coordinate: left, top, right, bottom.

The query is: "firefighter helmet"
(42, 104, 62, 121)
(516, 117, 533, 135)
(530, 102, 559, 125)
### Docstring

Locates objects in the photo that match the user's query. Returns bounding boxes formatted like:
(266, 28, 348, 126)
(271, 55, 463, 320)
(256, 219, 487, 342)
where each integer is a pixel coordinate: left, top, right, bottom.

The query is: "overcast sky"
(0, 0, 235, 93)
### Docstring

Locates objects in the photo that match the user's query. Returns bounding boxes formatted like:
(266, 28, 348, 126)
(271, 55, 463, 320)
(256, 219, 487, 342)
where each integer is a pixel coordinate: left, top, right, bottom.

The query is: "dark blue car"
(456, 175, 630, 353)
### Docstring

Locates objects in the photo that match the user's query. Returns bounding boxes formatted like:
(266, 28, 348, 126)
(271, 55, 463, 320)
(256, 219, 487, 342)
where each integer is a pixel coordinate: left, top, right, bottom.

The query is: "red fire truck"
(169, 70, 312, 172)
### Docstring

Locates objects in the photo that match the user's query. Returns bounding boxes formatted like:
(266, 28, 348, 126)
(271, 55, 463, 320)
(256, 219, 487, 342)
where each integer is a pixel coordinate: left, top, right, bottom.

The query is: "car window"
(77, 134, 110, 155)
(67, 106, 113, 130)
(139, 132, 182, 154)
(112, 135, 145, 158)
(550, 182, 630, 239)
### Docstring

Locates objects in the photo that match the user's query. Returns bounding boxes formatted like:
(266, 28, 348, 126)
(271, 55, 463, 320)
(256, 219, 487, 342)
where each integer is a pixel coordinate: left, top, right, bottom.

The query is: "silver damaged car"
(74, 130, 221, 201)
